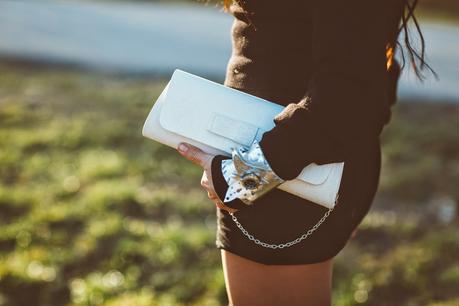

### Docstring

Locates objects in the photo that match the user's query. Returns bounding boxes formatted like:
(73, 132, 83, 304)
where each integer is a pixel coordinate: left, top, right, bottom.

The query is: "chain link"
(228, 203, 335, 249)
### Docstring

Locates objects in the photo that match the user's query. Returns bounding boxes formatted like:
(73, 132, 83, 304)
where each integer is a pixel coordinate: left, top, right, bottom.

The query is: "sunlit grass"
(0, 63, 458, 305)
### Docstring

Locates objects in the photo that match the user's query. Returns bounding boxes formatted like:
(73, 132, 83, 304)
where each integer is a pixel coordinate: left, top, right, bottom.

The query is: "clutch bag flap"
(158, 69, 283, 154)
(142, 69, 344, 208)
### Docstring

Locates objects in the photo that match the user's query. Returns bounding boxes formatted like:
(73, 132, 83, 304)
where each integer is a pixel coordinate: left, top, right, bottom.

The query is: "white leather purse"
(142, 69, 344, 209)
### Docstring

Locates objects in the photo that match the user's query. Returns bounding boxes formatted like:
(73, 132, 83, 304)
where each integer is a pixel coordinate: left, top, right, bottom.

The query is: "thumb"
(177, 142, 212, 168)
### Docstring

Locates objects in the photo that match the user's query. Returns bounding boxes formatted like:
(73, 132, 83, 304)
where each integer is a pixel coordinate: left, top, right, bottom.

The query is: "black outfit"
(210, 0, 404, 265)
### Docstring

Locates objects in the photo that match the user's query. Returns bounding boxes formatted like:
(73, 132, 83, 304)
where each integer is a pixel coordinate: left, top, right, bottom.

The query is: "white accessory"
(221, 139, 285, 205)
(142, 69, 344, 209)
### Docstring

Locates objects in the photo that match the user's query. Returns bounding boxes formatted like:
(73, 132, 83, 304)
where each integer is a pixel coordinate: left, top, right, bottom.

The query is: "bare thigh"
(220, 249, 333, 306)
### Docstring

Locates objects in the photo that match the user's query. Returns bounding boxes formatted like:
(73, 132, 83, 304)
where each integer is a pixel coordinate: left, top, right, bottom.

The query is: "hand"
(177, 142, 239, 214)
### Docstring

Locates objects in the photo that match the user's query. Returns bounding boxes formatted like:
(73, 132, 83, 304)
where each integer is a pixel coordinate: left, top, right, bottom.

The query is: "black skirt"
(213, 136, 381, 265)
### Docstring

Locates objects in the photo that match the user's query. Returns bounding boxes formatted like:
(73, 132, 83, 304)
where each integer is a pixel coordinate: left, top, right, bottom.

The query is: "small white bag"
(142, 69, 344, 209)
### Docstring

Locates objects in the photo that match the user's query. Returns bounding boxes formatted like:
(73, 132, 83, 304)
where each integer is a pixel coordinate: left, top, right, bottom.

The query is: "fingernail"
(178, 143, 188, 152)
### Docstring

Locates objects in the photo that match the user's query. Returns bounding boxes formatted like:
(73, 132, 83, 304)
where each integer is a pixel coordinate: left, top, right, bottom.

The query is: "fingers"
(214, 197, 238, 214)
(201, 172, 210, 188)
(207, 188, 238, 213)
(177, 142, 213, 168)
(207, 190, 217, 200)
(176, 143, 237, 213)
(202, 172, 238, 213)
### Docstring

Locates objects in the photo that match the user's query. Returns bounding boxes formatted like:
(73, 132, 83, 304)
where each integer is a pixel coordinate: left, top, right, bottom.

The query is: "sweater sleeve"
(258, 0, 391, 181)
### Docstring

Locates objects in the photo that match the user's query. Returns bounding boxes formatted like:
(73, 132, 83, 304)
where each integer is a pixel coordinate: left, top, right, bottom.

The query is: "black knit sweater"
(211, 0, 404, 208)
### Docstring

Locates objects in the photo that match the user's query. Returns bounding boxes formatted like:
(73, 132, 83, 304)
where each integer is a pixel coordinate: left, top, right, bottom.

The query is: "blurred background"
(0, 0, 458, 305)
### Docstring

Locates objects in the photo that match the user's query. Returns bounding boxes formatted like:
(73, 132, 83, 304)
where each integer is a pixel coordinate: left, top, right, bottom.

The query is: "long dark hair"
(219, 0, 437, 81)
(398, 0, 438, 80)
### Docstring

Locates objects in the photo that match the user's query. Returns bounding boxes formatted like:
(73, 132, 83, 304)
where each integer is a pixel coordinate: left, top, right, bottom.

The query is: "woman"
(177, 0, 433, 305)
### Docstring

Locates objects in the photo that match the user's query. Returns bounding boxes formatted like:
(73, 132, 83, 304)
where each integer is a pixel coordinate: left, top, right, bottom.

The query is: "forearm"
(257, 0, 390, 181)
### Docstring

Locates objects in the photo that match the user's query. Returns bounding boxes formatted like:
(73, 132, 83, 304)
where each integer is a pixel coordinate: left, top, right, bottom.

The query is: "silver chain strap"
(228, 198, 337, 249)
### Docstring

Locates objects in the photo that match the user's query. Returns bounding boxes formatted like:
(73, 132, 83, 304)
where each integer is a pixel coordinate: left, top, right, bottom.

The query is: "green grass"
(0, 63, 458, 306)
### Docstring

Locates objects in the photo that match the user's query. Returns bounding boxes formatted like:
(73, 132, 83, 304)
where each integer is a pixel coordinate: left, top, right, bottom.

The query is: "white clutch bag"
(142, 69, 344, 209)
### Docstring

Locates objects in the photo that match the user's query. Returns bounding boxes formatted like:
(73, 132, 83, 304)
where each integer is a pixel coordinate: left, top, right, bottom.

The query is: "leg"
(220, 249, 333, 306)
